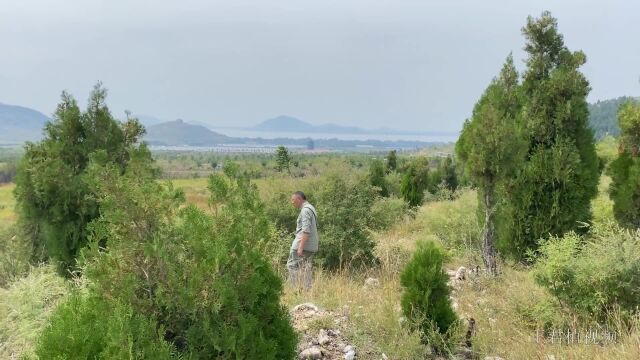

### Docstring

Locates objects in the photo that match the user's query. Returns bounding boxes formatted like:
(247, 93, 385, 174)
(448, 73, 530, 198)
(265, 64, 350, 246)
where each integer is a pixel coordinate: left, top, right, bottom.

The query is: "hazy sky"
(1, 0, 638, 132)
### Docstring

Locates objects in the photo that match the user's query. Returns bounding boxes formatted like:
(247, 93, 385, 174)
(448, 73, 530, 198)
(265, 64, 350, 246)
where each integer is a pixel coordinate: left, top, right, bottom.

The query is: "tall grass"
(0, 265, 68, 359)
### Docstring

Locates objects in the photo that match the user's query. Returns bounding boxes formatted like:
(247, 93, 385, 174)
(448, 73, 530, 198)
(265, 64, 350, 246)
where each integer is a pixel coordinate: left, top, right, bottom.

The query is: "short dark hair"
(292, 191, 306, 200)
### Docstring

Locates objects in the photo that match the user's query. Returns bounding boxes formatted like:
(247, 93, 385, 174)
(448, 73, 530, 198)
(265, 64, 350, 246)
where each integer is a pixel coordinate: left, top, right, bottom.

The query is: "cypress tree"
(498, 12, 600, 259)
(456, 55, 526, 274)
(609, 100, 640, 228)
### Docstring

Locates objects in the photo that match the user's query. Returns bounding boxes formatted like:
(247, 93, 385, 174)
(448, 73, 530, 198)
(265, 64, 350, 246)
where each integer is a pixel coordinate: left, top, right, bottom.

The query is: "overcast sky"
(1, 0, 638, 132)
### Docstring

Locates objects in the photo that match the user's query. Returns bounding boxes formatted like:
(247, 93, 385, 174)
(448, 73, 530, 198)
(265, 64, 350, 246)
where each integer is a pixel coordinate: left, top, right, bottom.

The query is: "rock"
(546, 356, 556, 360)
(344, 350, 356, 360)
(299, 346, 323, 359)
(455, 266, 467, 280)
(317, 329, 331, 345)
(327, 329, 341, 337)
(382, 353, 388, 360)
(343, 345, 354, 353)
(364, 277, 380, 288)
(293, 303, 319, 312)
(446, 269, 457, 277)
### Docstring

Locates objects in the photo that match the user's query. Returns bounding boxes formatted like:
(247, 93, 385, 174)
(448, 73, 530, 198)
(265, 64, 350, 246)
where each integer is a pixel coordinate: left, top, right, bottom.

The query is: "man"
(287, 191, 319, 289)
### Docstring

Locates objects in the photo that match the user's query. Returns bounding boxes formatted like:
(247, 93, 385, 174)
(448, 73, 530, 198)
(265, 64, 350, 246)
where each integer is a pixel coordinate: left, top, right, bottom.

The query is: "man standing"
(287, 191, 319, 289)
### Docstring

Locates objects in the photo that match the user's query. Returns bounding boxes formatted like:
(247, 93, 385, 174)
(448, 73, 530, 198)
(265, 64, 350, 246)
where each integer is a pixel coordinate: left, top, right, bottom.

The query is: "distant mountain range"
(251, 115, 454, 136)
(2, 97, 637, 146)
(0, 102, 49, 144)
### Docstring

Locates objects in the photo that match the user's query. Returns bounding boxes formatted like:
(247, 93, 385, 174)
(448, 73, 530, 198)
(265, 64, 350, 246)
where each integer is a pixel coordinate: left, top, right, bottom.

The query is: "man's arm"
(297, 208, 312, 256)
(297, 232, 309, 256)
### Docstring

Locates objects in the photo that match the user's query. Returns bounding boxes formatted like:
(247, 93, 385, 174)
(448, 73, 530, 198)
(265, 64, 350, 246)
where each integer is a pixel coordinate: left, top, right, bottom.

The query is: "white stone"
(299, 346, 323, 359)
(382, 353, 388, 360)
(364, 277, 380, 288)
(343, 345, 354, 353)
(344, 350, 356, 360)
(293, 303, 319, 312)
(455, 266, 467, 280)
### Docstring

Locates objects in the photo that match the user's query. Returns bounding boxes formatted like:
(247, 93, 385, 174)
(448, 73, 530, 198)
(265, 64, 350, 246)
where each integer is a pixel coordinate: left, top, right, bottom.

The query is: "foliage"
(275, 145, 291, 173)
(314, 172, 380, 270)
(438, 156, 458, 192)
(36, 294, 174, 359)
(400, 157, 430, 207)
(13, 84, 152, 271)
(497, 12, 600, 260)
(386, 149, 398, 173)
(36, 159, 297, 359)
(368, 158, 389, 196)
(400, 241, 458, 352)
(369, 196, 410, 230)
(609, 100, 640, 228)
(0, 265, 67, 360)
(532, 223, 640, 321)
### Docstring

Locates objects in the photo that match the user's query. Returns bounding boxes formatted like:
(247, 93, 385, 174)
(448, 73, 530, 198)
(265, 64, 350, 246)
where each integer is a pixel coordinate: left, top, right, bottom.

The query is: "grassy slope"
(0, 183, 16, 225)
(2, 174, 639, 359)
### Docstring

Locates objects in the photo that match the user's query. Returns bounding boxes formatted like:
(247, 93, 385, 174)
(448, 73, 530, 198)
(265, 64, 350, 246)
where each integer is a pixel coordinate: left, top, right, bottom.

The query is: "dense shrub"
(35, 161, 297, 359)
(368, 159, 389, 196)
(400, 157, 430, 207)
(36, 294, 173, 359)
(533, 223, 640, 320)
(400, 240, 458, 353)
(314, 172, 380, 270)
(369, 196, 410, 230)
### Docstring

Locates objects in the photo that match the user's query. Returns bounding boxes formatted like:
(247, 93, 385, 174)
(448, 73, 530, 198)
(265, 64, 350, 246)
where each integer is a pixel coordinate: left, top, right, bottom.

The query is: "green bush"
(400, 240, 458, 353)
(532, 223, 640, 320)
(36, 294, 173, 359)
(314, 172, 380, 270)
(36, 161, 298, 359)
(370, 196, 410, 230)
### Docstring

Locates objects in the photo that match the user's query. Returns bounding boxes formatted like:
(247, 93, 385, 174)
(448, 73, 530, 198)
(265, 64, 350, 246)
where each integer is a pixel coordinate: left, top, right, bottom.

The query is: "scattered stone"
(364, 277, 380, 288)
(299, 346, 323, 359)
(455, 266, 467, 280)
(317, 329, 331, 345)
(344, 350, 356, 360)
(293, 303, 319, 312)
(343, 345, 354, 353)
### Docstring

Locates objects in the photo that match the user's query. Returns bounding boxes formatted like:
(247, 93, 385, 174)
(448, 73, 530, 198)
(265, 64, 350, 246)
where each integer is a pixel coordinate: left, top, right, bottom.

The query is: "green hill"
(0, 103, 49, 144)
(144, 119, 231, 146)
(588, 96, 638, 139)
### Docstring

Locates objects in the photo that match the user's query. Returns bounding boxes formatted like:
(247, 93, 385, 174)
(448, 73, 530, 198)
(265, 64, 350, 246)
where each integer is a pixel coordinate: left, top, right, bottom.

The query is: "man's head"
(290, 191, 306, 209)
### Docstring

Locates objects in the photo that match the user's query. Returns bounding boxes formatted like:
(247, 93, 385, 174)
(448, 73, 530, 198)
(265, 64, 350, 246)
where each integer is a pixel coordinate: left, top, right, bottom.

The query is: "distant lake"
(209, 128, 459, 143)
